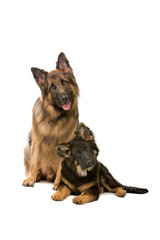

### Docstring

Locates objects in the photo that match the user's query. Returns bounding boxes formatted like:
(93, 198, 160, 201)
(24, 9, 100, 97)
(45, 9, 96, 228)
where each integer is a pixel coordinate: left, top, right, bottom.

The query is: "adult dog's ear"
(56, 144, 71, 158)
(31, 67, 48, 88)
(78, 122, 94, 140)
(56, 52, 73, 73)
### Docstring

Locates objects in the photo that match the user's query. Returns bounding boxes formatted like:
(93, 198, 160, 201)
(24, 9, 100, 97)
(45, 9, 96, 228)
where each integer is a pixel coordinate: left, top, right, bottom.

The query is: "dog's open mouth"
(61, 102, 71, 111)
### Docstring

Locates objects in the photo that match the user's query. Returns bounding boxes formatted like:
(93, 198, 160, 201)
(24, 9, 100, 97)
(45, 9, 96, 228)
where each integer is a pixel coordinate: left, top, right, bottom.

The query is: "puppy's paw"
(72, 195, 88, 205)
(115, 188, 126, 197)
(51, 192, 65, 201)
(22, 177, 35, 187)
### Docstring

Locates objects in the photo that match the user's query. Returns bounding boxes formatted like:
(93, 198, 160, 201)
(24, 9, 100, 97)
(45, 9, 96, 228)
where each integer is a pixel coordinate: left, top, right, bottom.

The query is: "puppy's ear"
(56, 52, 73, 73)
(91, 142, 99, 157)
(56, 144, 70, 158)
(31, 67, 48, 88)
(78, 122, 94, 140)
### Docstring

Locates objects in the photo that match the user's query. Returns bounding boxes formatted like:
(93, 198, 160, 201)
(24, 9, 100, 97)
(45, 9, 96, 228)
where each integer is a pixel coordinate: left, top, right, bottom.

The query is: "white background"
(0, 0, 159, 239)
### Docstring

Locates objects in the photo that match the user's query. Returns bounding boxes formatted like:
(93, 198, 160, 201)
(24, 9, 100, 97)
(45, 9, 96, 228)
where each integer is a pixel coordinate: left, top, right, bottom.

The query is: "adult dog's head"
(31, 53, 79, 112)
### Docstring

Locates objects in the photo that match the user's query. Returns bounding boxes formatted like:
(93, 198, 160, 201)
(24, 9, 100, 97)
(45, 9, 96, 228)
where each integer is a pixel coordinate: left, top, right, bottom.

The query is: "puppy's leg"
(53, 158, 62, 190)
(23, 142, 39, 187)
(101, 176, 126, 197)
(113, 187, 126, 197)
(77, 181, 97, 193)
(51, 184, 71, 201)
(73, 188, 99, 205)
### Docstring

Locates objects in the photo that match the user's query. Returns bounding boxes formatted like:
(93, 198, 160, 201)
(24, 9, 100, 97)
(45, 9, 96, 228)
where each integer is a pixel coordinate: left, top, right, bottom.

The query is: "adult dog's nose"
(60, 94, 69, 103)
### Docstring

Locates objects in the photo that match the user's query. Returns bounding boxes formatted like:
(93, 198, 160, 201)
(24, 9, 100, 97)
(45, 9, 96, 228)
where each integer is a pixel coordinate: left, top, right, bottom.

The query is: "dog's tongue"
(62, 102, 71, 111)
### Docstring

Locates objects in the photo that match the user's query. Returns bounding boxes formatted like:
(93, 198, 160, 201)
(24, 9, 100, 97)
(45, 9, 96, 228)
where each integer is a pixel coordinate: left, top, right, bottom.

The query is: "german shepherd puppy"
(23, 53, 79, 187)
(51, 123, 148, 204)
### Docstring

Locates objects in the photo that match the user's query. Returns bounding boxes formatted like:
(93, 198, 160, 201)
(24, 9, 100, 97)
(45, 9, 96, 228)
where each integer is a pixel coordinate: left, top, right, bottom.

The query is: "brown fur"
(61, 177, 76, 192)
(101, 176, 126, 197)
(52, 122, 148, 204)
(51, 184, 71, 201)
(72, 190, 99, 204)
(23, 53, 79, 187)
(53, 158, 63, 190)
(77, 181, 97, 192)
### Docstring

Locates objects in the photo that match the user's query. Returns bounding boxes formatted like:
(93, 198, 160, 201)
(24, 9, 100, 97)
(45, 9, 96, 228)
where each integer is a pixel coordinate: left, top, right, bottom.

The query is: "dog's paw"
(72, 195, 87, 205)
(51, 192, 65, 201)
(115, 188, 126, 197)
(52, 183, 59, 190)
(36, 173, 42, 182)
(22, 177, 35, 187)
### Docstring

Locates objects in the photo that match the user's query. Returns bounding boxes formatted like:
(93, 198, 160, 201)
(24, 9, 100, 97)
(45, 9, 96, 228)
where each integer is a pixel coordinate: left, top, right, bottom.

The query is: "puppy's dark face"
(71, 138, 98, 176)
(56, 133, 99, 177)
(31, 53, 79, 112)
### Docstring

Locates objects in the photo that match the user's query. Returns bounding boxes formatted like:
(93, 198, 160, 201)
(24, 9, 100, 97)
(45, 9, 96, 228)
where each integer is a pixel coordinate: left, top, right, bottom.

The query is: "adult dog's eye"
(61, 79, 68, 86)
(50, 84, 56, 91)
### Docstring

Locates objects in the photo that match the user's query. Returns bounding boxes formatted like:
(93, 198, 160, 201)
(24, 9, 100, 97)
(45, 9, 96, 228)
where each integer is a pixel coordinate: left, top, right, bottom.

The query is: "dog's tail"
(122, 185, 148, 194)
(99, 162, 148, 194)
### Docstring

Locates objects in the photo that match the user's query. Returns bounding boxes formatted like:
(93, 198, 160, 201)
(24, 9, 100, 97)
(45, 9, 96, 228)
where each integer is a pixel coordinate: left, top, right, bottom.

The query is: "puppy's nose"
(86, 160, 94, 168)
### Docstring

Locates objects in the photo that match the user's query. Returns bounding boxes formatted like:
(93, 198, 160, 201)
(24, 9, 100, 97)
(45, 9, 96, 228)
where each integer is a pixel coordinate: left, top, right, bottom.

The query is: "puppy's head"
(31, 52, 79, 112)
(56, 123, 99, 177)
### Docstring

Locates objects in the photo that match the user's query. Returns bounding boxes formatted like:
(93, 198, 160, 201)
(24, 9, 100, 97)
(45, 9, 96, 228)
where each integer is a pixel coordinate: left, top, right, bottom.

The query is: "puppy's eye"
(74, 160, 78, 166)
(76, 152, 81, 157)
(61, 79, 68, 86)
(85, 147, 90, 152)
(50, 84, 56, 91)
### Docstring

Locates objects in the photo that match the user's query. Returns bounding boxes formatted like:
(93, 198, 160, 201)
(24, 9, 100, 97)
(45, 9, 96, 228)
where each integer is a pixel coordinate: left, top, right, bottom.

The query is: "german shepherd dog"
(23, 53, 79, 187)
(51, 123, 148, 204)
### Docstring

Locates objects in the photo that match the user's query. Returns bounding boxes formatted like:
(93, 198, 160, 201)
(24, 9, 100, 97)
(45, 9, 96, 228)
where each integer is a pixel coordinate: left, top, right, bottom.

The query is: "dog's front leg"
(22, 142, 39, 187)
(72, 188, 99, 205)
(51, 184, 71, 201)
(53, 158, 63, 190)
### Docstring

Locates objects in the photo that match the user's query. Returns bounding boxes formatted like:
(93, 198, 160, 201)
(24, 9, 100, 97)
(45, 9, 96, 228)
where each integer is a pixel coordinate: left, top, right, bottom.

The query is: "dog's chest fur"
(32, 98, 78, 178)
(33, 99, 78, 141)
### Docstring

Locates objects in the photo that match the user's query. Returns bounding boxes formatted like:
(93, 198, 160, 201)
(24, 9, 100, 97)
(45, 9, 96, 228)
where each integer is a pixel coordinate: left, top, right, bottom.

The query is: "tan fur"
(24, 145, 31, 175)
(23, 54, 79, 187)
(113, 187, 126, 197)
(51, 184, 71, 201)
(77, 181, 97, 193)
(61, 177, 76, 192)
(52, 122, 97, 190)
(72, 191, 98, 204)
(23, 98, 78, 186)
(78, 122, 94, 140)
(53, 158, 63, 190)
(101, 176, 126, 197)
(76, 165, 88, 177)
